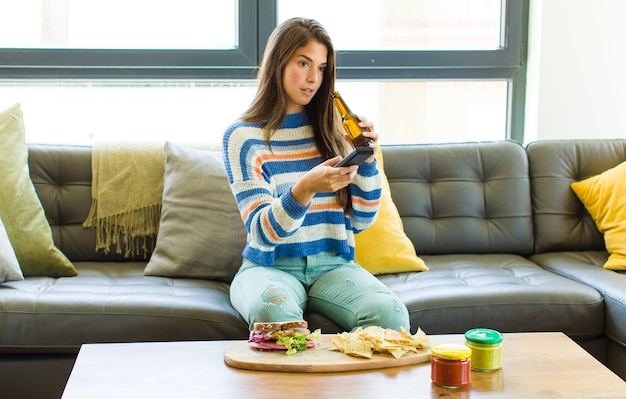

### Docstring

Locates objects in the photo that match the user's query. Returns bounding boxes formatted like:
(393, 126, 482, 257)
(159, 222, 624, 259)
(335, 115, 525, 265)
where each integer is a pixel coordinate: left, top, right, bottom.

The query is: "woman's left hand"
(357, 116, 378, 163)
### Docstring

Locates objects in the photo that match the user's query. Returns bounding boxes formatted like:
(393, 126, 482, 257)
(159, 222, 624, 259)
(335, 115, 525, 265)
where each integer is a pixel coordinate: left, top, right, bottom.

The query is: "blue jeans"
(229, 253, 410, 332)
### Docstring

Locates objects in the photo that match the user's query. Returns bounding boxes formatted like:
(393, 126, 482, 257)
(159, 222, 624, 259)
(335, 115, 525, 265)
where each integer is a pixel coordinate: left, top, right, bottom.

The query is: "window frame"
(0, 0, 259, 79)
(0, 0, 528, 141)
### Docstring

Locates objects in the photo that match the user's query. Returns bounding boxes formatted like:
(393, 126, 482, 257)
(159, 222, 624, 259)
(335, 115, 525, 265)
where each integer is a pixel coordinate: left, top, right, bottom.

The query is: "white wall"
(524, 0, 626, 143)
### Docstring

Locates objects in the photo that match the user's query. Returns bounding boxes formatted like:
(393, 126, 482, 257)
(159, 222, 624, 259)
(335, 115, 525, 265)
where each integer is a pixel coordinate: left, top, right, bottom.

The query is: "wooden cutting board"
(223, 335, 431, 373)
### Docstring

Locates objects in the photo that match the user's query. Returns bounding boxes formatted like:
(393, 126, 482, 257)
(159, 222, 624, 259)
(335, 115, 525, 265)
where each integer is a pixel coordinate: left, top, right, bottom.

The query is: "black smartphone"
(334, 146, 374, 167)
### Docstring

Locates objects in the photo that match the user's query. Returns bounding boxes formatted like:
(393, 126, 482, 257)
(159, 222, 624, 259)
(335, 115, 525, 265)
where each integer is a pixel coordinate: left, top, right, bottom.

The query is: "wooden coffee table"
(61, 332, 625, 398)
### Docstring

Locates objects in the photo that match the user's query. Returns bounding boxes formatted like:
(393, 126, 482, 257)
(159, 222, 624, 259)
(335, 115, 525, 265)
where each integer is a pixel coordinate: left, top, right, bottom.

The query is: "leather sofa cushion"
(378, 254, 604, 340)
(0, 262, 249, 352)
(28, 144, 148, 262)
(381, 140, 533, 256)
(531, 251, 626, 347)
(527, 139, 626, 253)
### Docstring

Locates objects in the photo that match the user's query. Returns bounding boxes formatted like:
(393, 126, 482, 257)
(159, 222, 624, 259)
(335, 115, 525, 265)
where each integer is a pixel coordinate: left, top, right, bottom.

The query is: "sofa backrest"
(33, 139, 620, 262)
(28, 144, 147, 262)
(381, 140, 533, 256)
(527, 139, 626, 254)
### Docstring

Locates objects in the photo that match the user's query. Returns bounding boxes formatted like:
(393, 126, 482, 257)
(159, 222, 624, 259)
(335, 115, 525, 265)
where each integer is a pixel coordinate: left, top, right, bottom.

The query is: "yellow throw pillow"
(0, 103, 77, 277)
(355, 149, 428, 274)
(571, 160, 626, 270)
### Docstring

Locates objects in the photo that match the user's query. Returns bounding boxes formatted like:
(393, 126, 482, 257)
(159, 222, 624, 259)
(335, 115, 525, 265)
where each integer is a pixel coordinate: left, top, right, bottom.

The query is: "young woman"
(222, 17, 410, 333)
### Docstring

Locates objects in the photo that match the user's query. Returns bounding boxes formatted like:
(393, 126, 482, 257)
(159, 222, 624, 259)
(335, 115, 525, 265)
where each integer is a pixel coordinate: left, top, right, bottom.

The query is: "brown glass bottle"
(331, 91, 373, 147)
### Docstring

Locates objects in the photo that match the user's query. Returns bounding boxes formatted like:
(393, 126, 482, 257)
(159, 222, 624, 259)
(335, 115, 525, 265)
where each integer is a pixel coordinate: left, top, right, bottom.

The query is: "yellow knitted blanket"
(82, 141, 165, 257)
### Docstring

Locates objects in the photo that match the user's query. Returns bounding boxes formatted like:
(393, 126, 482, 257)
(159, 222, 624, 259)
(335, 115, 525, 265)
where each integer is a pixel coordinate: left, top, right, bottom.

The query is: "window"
(279, 0, 504, 51)
(0, 0, 256, 78)
(0, 0, 238, 50)
(335, 81, 508, 145)
(0, 81, 257, 144)
(0, 0, 527, 144)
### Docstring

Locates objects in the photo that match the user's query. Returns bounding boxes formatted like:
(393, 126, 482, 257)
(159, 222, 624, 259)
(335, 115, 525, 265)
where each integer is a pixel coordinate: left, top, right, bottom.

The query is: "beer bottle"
(331, 91, 373, 147)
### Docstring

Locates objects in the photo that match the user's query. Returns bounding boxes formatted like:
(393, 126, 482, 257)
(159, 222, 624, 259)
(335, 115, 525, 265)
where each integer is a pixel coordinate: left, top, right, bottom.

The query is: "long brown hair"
(241, 17, 351, 212)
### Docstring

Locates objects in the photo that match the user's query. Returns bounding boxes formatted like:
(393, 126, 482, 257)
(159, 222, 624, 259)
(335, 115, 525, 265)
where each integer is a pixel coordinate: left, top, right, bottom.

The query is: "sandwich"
(248, 320, 321, 355)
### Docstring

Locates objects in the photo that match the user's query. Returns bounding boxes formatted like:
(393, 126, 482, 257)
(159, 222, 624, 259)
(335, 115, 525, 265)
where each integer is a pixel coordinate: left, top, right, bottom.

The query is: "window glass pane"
(0, 0, 238, 49)
(1, 81, 256, 144)
(278, 0, 502, 50)
(3, 80, 506, 145)
(334, 81, 508, 144)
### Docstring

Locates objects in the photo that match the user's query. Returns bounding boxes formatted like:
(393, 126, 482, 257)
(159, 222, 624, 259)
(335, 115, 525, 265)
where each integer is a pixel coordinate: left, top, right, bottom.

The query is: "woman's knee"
(362, 293, 410, 331)
(247, 285, 306, 325)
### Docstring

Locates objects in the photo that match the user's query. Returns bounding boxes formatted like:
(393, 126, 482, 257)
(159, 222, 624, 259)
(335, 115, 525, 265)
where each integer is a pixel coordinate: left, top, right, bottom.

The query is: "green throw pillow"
(0, 103, 77, 277)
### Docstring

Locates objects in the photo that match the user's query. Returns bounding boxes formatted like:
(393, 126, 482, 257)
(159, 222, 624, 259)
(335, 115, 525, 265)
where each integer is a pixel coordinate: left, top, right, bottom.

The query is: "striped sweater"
(222, 112, 382, 266)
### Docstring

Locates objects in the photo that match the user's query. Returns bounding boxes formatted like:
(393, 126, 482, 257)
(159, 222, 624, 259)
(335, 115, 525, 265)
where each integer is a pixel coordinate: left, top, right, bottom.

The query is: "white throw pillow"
(0, 216, 24, 283)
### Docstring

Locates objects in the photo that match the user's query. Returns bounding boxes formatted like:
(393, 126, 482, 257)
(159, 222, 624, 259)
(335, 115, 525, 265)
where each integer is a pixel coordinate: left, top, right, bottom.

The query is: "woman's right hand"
(291, 156, 358, 206)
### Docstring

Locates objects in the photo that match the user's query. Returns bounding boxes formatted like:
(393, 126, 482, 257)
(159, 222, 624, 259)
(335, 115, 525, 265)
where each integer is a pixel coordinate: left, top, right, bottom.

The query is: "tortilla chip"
(385, 329, 411, 344)
(329, 327, 430, 359)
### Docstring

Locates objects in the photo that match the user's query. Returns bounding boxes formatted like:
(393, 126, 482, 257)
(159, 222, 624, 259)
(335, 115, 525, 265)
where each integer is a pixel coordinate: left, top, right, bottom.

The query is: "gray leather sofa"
(1, 139, 625, 399)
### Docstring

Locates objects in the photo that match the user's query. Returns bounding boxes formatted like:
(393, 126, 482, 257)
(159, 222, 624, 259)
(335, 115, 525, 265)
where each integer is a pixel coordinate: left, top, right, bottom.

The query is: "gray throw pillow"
(144, 142, 246, 282)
